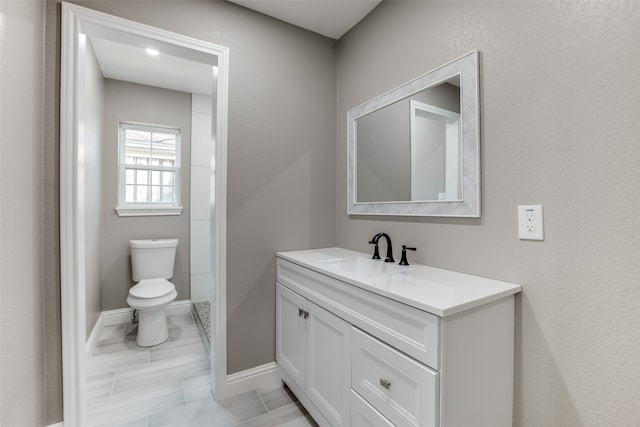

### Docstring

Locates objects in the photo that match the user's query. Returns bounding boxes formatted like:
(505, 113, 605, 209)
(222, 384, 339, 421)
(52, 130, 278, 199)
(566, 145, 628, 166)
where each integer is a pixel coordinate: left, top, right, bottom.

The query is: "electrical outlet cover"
(518, 205, 544, 240)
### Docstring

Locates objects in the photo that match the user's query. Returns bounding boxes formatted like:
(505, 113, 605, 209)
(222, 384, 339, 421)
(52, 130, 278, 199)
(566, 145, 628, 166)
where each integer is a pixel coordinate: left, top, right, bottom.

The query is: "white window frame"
(115, 122, 183, 216)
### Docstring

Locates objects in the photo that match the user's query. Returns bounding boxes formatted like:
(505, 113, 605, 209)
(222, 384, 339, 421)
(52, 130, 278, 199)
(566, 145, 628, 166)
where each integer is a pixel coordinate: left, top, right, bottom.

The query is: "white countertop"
(277, 247, 521, 317)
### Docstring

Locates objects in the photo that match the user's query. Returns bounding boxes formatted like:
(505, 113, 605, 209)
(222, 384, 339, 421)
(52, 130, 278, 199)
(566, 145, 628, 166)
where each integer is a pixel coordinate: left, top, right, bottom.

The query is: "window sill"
(115, 206, 183, 217)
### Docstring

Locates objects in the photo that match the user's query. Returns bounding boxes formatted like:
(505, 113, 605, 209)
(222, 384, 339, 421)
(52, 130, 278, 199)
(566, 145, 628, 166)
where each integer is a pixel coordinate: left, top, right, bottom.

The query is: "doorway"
(60, 3, 229, 425)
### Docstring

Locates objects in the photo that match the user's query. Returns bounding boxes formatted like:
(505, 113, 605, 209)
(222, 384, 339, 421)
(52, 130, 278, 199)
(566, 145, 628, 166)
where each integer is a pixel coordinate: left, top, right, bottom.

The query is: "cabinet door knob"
(303, 311, 309, 319)
(298, 308, 304, 317)
(379, 379, 391, 390)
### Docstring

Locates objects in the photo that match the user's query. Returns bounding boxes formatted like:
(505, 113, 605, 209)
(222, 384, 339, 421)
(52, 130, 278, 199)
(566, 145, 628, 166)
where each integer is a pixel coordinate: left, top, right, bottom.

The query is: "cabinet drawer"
(277, 258, 440, 369)
(351, 390, 394, 427)
(352, 328, 438, 427)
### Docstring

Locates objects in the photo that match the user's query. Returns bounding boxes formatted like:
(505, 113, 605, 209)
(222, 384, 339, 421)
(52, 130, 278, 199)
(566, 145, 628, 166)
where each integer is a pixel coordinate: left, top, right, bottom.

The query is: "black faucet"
(369, 233, 394, 263)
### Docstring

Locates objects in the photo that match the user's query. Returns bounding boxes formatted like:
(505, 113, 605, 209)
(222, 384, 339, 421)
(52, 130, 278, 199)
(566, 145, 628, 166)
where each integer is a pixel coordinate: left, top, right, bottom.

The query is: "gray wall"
(337, 2, 640, 426)
(40, 1, 337, 422)
(101, 79, 191, 310)
(0, 1, 46, 425)
(14, 1, 638, 426)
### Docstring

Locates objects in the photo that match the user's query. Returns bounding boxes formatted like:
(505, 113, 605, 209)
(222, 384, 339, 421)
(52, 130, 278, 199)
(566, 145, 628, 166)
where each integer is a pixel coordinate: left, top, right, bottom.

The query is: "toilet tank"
(129, 239, 178, 282)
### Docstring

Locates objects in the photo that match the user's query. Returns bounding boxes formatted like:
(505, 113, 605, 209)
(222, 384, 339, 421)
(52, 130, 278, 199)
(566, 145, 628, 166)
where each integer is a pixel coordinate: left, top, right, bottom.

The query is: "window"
(116, 122, 182, 216)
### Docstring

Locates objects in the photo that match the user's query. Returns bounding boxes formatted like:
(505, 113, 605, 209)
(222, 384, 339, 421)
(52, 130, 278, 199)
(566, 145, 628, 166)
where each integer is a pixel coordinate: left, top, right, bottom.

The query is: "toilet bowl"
(128, 239, 179, 347)
(127, 278, 177, 347)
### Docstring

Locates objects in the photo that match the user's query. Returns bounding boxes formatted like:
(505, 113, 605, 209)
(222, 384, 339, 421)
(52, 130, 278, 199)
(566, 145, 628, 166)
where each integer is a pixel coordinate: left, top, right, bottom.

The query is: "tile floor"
(87, 311, 316, 427)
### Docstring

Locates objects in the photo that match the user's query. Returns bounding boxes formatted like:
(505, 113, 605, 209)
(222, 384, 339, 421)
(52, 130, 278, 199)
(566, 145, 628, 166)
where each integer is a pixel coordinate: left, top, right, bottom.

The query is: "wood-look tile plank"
(88, 347, 150, 376)
(93, 325, 148, 356)
(92, 416, 148, 427)
(183, 373, 213, 403)
(88, 380, 185, 426)
(112, 351, 210, 394)
(256, 384, 298, 411)
(148, 392, 268, 427)
(87, 371, 116, 401)
(234, 402, 317, 427)
(86, 312, 318, 427)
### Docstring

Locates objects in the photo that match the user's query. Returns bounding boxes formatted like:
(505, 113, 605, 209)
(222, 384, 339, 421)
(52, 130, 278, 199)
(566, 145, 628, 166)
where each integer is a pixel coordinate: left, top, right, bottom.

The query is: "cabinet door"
(276, 283, 306, 390)
(306, 301, 351, 427)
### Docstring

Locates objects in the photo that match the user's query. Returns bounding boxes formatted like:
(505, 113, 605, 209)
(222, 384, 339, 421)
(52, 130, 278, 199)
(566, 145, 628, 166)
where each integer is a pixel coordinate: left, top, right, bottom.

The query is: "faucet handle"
(368, 240, 381, 260)
(399, 245, 416, 266)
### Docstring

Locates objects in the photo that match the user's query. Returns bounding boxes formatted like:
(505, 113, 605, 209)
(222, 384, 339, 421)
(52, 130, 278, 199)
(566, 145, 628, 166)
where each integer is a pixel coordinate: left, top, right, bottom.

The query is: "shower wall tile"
(191, 111, 212, 167)
(191, 166, 211, 221)
(190, 273, 211, 302)
(190, 220, 211, 276)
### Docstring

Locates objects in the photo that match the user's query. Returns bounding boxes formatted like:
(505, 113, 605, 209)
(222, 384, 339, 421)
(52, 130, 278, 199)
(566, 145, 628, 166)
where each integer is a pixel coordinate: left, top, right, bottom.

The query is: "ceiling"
(227, 0, 382, 39)
(88, 31, 216, 96)
(88, 1, 382, 94)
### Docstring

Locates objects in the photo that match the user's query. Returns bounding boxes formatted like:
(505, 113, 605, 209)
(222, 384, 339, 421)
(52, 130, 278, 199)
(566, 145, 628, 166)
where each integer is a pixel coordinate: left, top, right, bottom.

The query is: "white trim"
(102, 306, 134, 326)
(114, 206, 183, 216)
(212, 24, 230, 402)
(117, 122, 182, 213)
(60, 4, 88, 425)
(347, 50, 480, 217)
(224, 362, 280, 398)
(60, 3, 229, 426)
(47, 423, 64, 427)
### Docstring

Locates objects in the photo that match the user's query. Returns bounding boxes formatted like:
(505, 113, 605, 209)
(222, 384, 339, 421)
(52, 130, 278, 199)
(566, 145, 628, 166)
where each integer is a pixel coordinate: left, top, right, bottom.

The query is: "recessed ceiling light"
(145, 48, 159, 56)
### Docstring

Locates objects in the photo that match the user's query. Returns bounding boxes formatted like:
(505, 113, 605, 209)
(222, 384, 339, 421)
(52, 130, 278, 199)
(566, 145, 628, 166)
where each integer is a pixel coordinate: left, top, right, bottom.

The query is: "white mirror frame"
(60, 3, 229, 425)
(348, 50, 480, 217)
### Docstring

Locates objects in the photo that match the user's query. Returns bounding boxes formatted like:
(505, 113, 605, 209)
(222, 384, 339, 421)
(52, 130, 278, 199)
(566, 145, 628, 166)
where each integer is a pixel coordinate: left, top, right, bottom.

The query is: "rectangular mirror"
(348, 50, 480, 217)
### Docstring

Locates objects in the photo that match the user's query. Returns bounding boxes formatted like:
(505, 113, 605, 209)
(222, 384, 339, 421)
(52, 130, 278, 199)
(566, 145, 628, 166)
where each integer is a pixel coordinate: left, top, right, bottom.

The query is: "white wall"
(0, 1, 46, 425)
(336, 2, 640, 425)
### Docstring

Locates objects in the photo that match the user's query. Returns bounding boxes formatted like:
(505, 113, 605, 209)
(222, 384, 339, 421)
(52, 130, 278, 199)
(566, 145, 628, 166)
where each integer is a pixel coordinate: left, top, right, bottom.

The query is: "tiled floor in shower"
(87, 311, 316, 427)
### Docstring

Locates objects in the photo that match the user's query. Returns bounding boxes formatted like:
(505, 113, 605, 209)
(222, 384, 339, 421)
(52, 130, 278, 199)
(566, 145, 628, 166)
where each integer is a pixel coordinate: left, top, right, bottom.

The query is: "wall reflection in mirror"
(355, 76, 461, 203)
(348, 50, 480, 217)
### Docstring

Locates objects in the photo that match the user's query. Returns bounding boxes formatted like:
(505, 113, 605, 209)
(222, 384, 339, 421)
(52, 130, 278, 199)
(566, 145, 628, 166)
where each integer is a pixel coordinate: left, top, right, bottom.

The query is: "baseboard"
(224, 362, 279, 398)
(166, 299, 192, 316)
(46, 423, 63, 427)
(87, 300, 193, 353)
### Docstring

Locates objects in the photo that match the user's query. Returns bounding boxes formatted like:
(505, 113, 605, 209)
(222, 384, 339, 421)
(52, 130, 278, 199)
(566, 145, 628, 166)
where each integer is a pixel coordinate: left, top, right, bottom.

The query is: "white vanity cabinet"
(276, 283, 352, 427)
(276, 248, 521, 427)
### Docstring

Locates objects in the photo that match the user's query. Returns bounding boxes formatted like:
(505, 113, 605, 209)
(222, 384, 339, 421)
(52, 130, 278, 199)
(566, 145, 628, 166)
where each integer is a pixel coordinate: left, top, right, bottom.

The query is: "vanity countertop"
(277, 247, 521, 317)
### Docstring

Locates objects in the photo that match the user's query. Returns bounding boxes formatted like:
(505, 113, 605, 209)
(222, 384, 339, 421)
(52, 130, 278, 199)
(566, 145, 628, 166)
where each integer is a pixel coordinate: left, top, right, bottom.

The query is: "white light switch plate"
(518, 205, 544, 240)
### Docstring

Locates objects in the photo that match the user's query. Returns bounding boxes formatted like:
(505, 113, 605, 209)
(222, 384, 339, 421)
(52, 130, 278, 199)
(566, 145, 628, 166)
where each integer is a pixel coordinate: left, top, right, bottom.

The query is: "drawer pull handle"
(380, 379, 391, 390)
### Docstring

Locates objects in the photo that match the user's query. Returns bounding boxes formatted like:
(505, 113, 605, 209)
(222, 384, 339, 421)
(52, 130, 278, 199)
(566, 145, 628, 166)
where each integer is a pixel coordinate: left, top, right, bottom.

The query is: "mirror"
(348, 51, 480, 217)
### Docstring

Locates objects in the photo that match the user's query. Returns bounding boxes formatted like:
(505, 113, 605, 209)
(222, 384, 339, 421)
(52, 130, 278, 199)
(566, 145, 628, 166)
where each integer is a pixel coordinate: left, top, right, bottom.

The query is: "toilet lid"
(129, 279, 175, 299)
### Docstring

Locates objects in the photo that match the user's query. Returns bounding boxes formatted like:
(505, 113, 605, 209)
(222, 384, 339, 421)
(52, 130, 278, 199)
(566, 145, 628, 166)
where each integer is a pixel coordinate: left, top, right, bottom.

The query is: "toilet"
(127, 238, 179, 347)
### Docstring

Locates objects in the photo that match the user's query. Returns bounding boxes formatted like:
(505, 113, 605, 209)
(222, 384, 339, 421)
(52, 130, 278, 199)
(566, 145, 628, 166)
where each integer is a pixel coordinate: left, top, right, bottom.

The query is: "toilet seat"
(129, 278, 175, 299)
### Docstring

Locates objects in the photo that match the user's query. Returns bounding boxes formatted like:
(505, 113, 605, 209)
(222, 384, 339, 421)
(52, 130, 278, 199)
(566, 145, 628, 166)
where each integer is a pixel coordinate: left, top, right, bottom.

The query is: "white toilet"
(127, 238, 179, 347)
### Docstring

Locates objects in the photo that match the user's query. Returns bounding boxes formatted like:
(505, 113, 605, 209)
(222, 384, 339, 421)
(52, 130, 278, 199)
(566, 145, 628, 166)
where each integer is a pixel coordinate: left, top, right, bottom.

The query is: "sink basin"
(319, 256, 408, 276)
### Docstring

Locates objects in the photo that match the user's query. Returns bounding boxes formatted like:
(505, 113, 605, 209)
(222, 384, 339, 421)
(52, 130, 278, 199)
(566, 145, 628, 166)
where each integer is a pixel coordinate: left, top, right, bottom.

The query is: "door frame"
(60, 3, 229, 425)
